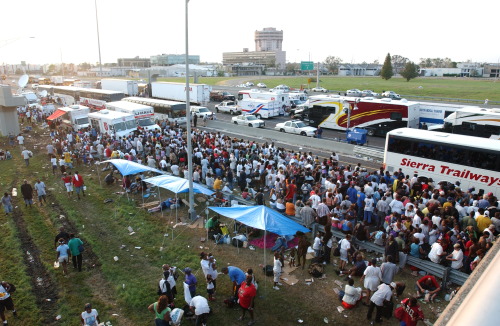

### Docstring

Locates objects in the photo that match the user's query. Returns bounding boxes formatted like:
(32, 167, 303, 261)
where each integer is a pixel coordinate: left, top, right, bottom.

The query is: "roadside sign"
(301, 61, 314, 71)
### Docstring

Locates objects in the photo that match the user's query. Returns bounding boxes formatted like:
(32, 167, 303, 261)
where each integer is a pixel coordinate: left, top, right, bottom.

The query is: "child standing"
(313, 232, 323, 258)
(206, 274, 215, 301)
(289, 247, 297, 267)
(273, 252, 283, 290)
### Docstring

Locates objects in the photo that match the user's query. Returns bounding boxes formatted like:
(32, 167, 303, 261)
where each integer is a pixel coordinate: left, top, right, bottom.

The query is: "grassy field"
(157, 76, 500, 101)
(0, 126, 452, 326)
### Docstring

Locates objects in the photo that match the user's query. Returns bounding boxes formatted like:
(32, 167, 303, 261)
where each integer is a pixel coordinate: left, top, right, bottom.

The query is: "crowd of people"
(2, 104, 499, 325)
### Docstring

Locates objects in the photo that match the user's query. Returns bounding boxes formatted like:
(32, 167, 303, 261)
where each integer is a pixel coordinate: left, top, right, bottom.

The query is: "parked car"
(275, 120, 316, 136)
(231, 114, 265, 128)
(382, 91, 401, 99)
(245, 82, 255, 87)
(361, 90, 379, 97)
(257, 82, 267, 88)
(274, 84, 290, 92)
(346, 89, 362, 97)
(191, 106, 213, 119)
(312, 86, 328, 93)
(215, 101, 240, 115)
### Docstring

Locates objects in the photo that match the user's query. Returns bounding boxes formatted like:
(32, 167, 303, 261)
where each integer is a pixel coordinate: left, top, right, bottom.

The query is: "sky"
(1, 0, 499, 66)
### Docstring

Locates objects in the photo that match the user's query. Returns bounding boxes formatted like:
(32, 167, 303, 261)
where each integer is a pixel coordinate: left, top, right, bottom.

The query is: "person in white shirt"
(17, 134, 24, 146)
(367, 282, 395, 323)
(21, 149, 33, 166)
(389, 197, 404, 214)
(446, 244, 463, 270)
(272, 252, 283, 290)
(189, 295, 210, 325)
(81, 303, 100, 326)
(428, 241, 446, 263)
(170, 164, 179, 176)
(309, 191, 321, 210)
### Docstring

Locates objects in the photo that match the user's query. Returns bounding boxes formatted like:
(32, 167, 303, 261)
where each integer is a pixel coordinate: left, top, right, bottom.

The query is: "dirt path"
(11, 207, 60, 325)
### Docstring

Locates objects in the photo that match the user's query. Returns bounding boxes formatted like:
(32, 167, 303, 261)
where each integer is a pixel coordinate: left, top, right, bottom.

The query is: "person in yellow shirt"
(63, 151, 73, 169)
(476, 208, 492, 232)
(213, 176, 222, 191)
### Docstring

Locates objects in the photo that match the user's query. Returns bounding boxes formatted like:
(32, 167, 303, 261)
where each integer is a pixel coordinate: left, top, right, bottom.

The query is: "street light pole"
(185, 0, 195, 221)
(94, 0, 103, 77)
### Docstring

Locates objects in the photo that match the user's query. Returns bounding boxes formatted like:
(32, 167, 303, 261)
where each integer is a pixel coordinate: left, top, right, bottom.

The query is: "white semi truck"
(101, 79, 139, 96)
(151, 82, 211, 104)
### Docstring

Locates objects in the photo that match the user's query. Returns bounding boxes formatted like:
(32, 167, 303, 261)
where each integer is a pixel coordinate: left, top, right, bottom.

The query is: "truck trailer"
(151, 82, 211, 104)
(101, 79, 139, 96)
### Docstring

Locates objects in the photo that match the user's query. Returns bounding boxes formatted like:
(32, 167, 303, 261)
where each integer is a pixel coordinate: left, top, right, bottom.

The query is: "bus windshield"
(137, 118, 154, 127)
(75, 117, 89, 125)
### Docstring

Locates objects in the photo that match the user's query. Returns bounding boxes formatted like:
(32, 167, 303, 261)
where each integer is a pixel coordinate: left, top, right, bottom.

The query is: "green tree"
(400, 62, 419, 82)
(324, 56, 342, 74)
(381, 53, 393, 80)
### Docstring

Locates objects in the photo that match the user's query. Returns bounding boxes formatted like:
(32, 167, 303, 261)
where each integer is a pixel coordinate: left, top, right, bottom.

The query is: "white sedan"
(275, 120, 317, 136)
(257, 82, 267, 88)
(232, 114, 265, 128)
(312, 86, 328, 93)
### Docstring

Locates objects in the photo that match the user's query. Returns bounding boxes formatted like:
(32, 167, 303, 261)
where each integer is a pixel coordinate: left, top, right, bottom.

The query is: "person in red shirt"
(72, 171, 85, 200)
(396, 297, 424, 326)
(285, 179, 297, 202)
(415, 275, 441, 302)
(61, 172, 73, 198)
(238, 275, 256, 326)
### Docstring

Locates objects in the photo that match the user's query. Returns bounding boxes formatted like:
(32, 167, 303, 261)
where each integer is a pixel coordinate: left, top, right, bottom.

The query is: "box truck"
(151, 82, 211, 104)
(105, 101, 161, 132)
(88, 110, 137, 138)
(101, 79, 139, 96)
(59, 105, 90, 131)
(239, 98, 280, 119)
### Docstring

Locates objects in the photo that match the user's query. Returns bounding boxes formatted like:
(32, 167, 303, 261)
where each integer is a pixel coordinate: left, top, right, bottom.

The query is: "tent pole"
(96, 161, 102, 187)
(264, 230, 267, 291)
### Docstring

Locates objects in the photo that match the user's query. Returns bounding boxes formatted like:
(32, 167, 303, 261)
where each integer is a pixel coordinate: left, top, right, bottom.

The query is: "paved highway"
(204, 87, 388, 148)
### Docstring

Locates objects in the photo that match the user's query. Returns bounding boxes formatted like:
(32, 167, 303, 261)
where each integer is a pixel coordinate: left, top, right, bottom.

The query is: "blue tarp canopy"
(102, 159, 165, 176)
(143, 175, 215, 196)
(208, 206, 310, 236)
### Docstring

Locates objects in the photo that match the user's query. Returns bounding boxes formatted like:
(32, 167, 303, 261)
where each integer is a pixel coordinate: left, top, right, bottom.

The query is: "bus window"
(390, 112, 402, 121)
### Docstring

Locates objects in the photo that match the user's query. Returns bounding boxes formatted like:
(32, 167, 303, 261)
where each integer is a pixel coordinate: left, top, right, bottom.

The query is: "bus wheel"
(230, 110, 234, 115)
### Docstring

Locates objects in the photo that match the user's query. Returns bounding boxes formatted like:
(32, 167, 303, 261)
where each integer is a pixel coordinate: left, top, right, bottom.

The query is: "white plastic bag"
(54, 261, 60, 269)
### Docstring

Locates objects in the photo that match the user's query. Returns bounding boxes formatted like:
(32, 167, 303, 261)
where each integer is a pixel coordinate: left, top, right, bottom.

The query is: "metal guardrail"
(353, 146, 384, 160)
(311, 224, 468, 288)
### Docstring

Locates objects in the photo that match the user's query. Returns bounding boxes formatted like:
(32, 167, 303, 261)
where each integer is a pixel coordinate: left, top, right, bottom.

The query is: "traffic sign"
(301, 61, 314, 71)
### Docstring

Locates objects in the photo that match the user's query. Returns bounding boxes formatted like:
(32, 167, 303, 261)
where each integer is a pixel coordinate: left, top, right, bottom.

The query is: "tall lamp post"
(185, 0, 195, 220)
(94, 0, 103, 77)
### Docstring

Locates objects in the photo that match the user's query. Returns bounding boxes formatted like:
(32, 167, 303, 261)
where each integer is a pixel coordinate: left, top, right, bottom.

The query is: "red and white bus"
(384, 128, 500, 195)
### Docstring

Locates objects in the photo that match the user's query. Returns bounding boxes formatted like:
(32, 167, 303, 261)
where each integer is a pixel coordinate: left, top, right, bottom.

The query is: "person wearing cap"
(476, 208, 492, 233)
(446, 244, 464, 270)
(81, 303, 100, 326)
(367, 282, 395, 323)
(56, 238, 70, 276)
(184, 267, 197, 298)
